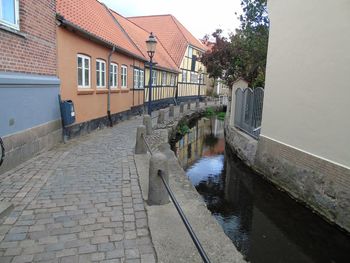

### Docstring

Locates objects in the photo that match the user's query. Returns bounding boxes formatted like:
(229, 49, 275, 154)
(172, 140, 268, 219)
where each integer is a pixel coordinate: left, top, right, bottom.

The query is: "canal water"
(171, 117, 350, 263)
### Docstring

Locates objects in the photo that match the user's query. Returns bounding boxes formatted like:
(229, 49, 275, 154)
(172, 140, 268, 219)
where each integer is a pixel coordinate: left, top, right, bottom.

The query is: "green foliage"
(201, 0, 269, 88)
(177, 122, 190, 135)
(216, 112, 226, 120)
(204, 107, 215, 118)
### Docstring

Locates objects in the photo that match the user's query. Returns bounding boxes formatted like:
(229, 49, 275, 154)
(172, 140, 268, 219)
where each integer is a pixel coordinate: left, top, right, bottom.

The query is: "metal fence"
(234, 87, 264, 139)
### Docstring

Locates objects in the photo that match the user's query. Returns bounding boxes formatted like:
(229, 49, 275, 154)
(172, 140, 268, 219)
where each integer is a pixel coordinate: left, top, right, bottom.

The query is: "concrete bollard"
(196, 99, 199, 108)
(157, 109, 165, 124)
(143, 115, 152, 135)
(135, 125, 147, 154)
(204, 98, 208, 106)
(179, 102, 184, 114)
(148, 152, 169, 205)
(169, 104, 174, 118)
(187, 100, 191, 110)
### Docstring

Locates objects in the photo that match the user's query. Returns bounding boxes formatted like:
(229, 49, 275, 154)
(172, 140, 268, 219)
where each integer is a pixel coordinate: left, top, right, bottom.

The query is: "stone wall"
(0, 120, 62, 174)
(224, 122, 350, 232)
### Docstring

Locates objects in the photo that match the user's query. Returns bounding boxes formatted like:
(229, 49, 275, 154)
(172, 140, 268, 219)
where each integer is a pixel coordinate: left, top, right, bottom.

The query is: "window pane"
(96, 71, 100, 86)
(78, 68, 82, 86)
(84, 58, 89, 69)
(96, 61, 100, 71)
(85, 69, 89, 86)
(102, 71, 105, 86)
(2, 0, 15, 24)
(114, 74, 117, 87)
(77, 57, 82, 68)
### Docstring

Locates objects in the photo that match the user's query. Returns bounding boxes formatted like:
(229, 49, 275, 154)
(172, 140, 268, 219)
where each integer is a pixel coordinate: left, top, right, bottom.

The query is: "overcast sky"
(99, 0, 242, 39)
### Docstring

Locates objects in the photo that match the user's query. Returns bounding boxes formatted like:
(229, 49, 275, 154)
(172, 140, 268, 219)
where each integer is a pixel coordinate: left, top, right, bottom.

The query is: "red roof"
(110, 11, 179, 72)
(129, 15, 206, 67)
(57, 0, 144, 59)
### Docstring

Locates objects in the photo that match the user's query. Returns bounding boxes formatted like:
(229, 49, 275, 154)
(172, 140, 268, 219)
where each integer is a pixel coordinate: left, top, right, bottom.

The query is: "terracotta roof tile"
(110, 11, 178, 72)
(129, 15, 206, 67)
(57, 0, 144, 59)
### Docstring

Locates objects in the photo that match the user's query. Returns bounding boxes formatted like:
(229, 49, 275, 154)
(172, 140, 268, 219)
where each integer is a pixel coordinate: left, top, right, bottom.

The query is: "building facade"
(0, 0, 61, 173)
(129, 15, 207, 101)
(257, 0, 350, 231)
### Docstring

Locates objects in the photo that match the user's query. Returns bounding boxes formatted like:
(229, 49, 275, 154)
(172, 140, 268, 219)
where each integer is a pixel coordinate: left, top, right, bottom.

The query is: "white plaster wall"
(261, 0, 350, 168)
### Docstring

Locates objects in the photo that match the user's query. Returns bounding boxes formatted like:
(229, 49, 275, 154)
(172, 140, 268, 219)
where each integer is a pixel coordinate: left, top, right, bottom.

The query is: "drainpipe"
(107, 46, 116, 127)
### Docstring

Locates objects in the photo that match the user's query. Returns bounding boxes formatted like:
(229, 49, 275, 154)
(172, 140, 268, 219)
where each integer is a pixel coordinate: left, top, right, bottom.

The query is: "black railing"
(141, 134, 211, 263)
(158, 170, 211, 263)
(0, 137, 5, 167)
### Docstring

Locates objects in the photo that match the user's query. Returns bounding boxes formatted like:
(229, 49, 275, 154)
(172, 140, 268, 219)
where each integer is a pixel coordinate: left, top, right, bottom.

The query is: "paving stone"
(91, 252, 105, 261)
(106, 249, 124, 259)
(12, 254, 34, 263)
(0, 117, 155, 261)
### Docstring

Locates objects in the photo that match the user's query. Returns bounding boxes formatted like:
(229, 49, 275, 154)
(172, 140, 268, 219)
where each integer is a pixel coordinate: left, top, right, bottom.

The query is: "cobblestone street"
(0, 117, 156, 263)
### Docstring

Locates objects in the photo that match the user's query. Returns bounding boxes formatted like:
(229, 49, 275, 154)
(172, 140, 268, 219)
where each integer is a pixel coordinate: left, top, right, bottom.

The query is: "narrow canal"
(171, 116, 350, 263)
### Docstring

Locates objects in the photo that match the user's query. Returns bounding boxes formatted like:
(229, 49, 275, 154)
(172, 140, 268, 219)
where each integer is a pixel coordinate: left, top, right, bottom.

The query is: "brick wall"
(0, 0, 57, 76)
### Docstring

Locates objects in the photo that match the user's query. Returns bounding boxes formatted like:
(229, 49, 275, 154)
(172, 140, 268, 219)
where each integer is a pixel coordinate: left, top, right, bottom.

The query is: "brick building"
(0, 0, 61, 173)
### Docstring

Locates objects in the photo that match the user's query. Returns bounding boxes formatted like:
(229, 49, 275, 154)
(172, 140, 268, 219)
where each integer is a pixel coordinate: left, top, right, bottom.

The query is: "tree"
(201, 0, 269, 88)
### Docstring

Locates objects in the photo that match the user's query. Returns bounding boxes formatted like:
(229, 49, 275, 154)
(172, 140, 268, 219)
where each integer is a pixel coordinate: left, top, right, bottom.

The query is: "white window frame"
(152, 70, 157, 86)
(0, 0, 19, 30)
(110, 63, 118, 88)
(161, 72, 167, 85)
(182, 70, 187, 83)
(134, 68, 139, 89)
(77, 54, 91, 88)
(96, 59, 106, 88)
(121, 65, 128, 88)
(139, 70, 144, 89)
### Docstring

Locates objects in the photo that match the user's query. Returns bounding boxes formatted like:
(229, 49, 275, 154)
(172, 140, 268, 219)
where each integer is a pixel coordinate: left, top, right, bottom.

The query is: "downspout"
(107, 46, 116, 127)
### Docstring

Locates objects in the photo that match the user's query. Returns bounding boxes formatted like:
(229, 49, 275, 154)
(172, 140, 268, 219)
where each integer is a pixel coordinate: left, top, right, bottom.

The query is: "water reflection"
(173, 117, 350, 263)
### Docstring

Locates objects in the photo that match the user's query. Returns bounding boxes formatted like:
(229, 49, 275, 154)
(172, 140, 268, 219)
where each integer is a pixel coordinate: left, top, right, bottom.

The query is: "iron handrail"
(158, 170, 211, 263)
(141, 134, 153, 155)
(0, 137, 4, 167)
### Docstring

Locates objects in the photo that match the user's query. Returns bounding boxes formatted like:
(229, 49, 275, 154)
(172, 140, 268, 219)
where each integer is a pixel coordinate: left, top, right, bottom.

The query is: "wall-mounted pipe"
(107, 46, 116, 127)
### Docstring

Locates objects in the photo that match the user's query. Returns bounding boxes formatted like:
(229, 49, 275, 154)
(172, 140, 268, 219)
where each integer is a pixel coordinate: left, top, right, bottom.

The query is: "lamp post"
(197, 67, 203, 99)
(146, 32, 157, 116)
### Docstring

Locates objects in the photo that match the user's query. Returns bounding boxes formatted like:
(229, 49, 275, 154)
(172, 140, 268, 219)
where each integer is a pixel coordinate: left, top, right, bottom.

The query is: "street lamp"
(146, 32, 157, 115)
(197, 67, 203, 99)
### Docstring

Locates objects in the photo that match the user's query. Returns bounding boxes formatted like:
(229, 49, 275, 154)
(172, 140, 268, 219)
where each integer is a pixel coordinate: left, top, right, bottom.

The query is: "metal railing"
(140, 134, 211, 263)
(0, 137, 4, 167)
(234, 87, 264, 139)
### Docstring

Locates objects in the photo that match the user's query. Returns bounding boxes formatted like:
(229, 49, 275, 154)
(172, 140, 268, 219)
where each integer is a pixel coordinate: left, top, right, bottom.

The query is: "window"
(0, 0, 19, 29)
(96, 59, 106, 88)
(139, 70, 144, 88)
(170, 74, 175, 86)
(121, 65, 127, 88)
(151, 70, 157, 86)
(110, 63, 118, 88)
(188, 47, 193, 58)
(161, 72, 167, 85)
(182, 70, 187, 83)
(134, 68, 139, 89)
(190, 72, 198, 83)
(77, 54, 90, 88)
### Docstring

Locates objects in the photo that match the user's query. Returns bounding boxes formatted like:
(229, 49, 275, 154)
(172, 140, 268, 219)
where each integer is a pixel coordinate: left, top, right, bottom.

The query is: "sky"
(99, 0, 242, 39)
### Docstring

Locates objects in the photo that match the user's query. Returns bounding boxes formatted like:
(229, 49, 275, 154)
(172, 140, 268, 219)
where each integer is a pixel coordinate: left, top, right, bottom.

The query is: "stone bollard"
(148, 152, 169, 205)
(179, 102, 184, 114)
(169, 104, 174, 118)
(205, 98, 208, 106)
(143, 115, 152, 135)
(157, 109, 165, 124)
(135, 125, 147, 154)
(187, 100, 191, 110)
(159, 143, 176, 159)
(196, 99, 200, 108)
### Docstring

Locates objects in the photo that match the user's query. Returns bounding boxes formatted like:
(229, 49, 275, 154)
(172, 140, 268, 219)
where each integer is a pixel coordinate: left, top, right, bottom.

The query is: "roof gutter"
(56, 14, 147, 63)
